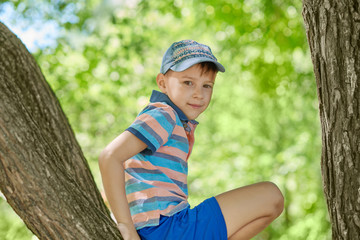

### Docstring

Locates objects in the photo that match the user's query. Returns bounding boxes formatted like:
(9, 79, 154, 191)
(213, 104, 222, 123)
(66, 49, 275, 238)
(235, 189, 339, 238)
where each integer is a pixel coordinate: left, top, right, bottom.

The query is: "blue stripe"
(126, 168, 188, 191)
(169, 190, 187, 198)
(145, 157, 186, 174)
(148, 108, 176, 133)
(170, 134, 188, 143)
(166, 138, 189, 153)
(128, 196, 184, 208)
(134, 218, 159, 229)
(141, 105, 156, 113)
(158, 108, 176, 127)
(151, 152, 187, 170)
(126, 172, 187, 193)
(130, 198, 181, 215)
(125, 181, 155, 194)
(136, 120, 164, 147)
(126, 168, 163, 175)
(171, 179, 188, 192)
(140, 105, 176, 133)
(126, 178, 141, 186)
(128, 172, 179, 185)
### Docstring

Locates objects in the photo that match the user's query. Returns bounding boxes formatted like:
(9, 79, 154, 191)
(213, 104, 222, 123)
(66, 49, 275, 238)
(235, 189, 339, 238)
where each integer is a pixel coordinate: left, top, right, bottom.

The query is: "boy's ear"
(156, 73, 167, 93)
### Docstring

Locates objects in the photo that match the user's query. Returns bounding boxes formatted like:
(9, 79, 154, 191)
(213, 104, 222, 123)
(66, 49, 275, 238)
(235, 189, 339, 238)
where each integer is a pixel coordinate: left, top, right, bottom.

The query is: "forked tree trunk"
(0, 22, 122, 239)
(302, 1, 360, 239)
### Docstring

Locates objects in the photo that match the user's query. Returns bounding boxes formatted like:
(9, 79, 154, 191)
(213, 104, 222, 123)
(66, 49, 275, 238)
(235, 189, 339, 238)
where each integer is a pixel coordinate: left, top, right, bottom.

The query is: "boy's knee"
(261, 181, 284, 217)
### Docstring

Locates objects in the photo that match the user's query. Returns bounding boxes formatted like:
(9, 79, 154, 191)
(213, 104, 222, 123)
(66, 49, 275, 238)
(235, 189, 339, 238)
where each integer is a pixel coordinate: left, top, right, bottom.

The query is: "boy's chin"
(186, 114, 200, 120)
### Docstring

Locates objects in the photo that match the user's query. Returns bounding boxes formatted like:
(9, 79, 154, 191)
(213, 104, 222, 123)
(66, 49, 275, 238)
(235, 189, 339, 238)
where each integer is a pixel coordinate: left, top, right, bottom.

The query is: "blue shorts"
(137, 197, 227, 240)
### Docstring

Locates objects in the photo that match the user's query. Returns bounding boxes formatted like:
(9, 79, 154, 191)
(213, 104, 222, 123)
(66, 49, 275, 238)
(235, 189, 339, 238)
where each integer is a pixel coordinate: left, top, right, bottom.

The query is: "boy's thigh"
(215, 181, 284, 236)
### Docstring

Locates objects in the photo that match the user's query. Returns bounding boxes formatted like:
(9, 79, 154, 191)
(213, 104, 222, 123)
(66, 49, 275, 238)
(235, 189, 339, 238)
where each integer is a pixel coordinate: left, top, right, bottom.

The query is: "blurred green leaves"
(0, 197, 34, 240)
(0, 0, 330, 239)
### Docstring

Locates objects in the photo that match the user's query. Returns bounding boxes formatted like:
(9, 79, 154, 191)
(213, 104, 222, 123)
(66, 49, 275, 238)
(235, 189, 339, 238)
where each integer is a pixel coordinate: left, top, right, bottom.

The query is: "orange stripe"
(126, 187, 187, 203)
(157, 146, 188, 160)
(173, 125, 186, 136)
(124, 159, 156, 170)
(124, 159, 187, 182)
(147, 180, 185, 193)
(157, 166, 187, 182)
(132, 209, 160, 224)
(124, 174, 186, 197)
(150, 103, 177, 121)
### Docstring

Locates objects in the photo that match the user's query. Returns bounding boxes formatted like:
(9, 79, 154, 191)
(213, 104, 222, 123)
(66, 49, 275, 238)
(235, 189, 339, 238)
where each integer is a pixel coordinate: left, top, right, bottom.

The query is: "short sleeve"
(126, 103, 177, 154)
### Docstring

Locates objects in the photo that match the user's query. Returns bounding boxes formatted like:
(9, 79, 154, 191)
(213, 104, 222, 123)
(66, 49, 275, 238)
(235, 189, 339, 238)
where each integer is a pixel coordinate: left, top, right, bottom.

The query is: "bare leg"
(215, 181, 284, 240)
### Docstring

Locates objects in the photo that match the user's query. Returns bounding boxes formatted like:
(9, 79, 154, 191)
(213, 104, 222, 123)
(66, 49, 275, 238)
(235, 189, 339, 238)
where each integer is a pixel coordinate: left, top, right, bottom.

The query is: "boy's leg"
(215, 181, 284, 240)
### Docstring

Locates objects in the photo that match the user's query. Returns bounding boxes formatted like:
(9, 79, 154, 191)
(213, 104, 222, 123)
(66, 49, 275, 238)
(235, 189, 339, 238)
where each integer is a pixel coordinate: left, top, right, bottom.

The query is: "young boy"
(99, 40, 284, 240)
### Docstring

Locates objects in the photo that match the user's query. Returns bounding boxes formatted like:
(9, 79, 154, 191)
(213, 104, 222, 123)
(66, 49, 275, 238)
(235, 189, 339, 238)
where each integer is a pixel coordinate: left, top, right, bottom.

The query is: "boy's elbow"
(99, 147, 126, 167)
(98, 148, 113, 169)
(99, 148, 108, 161)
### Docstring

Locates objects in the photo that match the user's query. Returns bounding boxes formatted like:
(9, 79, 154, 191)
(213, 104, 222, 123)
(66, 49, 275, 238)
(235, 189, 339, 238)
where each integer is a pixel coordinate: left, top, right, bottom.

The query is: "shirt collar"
(149, 90, 199, 125)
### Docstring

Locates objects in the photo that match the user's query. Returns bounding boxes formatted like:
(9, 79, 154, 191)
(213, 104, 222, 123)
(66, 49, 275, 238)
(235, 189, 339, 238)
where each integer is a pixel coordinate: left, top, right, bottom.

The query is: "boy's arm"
(99, 131, 147, 238)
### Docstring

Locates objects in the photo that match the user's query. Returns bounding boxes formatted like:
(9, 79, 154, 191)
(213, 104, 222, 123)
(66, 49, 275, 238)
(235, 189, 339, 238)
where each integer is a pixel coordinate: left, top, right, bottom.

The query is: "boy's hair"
(198, 61, 218, 75)
(165, 62, 218, 76)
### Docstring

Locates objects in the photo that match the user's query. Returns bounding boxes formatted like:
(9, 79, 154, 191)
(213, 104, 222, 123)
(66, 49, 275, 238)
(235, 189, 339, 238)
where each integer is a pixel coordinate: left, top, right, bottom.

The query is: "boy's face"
(157, 64, 217, 120)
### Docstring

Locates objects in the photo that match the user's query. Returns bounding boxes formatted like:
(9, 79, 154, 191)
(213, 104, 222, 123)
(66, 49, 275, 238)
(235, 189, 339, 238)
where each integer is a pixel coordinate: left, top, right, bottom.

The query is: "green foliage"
(0, 197, 33, 239)
(0, 0, 331, 239)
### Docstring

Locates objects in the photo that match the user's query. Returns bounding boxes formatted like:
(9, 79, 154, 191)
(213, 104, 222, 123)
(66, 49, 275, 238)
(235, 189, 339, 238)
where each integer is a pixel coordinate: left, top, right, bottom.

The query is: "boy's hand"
(117, 223, 141, 240)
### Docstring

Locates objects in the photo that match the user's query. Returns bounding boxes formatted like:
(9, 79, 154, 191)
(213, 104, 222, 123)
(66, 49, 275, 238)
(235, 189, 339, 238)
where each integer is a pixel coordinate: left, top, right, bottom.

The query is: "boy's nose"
(193, 87, 204, 99)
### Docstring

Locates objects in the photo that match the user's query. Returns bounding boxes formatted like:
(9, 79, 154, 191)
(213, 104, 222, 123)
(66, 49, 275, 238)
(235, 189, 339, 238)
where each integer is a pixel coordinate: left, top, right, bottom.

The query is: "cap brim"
(169, 57, 225, 73)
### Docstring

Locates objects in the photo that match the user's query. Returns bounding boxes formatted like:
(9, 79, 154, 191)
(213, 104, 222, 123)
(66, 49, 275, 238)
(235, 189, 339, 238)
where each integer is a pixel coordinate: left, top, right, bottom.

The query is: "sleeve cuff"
(126, 127, 156, 154)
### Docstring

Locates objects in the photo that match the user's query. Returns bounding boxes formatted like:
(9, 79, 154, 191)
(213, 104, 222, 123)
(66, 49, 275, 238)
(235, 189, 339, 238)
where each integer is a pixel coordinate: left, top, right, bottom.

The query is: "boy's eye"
(204, 84, 213, 89)
(184, 81, 193, 86)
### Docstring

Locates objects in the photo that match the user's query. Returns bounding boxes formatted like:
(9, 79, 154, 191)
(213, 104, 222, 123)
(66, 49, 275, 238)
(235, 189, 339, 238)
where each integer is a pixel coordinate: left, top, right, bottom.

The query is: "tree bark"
(302, 0, 360, 239)
(0, 22, 122, 239)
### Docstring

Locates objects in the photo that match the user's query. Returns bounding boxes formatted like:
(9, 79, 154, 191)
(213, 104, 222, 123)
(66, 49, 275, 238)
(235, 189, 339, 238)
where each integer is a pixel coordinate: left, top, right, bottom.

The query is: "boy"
(99, 40, 284, 240)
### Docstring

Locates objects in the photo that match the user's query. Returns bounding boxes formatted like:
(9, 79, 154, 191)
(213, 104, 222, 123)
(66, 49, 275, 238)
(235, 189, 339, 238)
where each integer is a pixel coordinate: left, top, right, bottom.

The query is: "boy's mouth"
(188, 103, 203, 109)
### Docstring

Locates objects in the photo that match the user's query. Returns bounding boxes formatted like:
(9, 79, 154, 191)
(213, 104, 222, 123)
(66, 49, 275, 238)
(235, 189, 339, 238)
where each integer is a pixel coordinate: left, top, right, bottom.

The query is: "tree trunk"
(302, 1, 360, 239)
(0, 22, 122, 239)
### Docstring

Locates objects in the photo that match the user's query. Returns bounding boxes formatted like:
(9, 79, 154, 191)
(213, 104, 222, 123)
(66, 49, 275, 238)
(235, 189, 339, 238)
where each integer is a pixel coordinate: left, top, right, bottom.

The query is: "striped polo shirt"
(124, 90, 198, 230)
